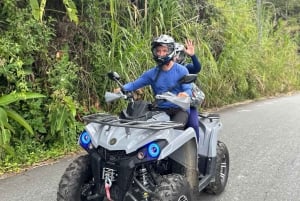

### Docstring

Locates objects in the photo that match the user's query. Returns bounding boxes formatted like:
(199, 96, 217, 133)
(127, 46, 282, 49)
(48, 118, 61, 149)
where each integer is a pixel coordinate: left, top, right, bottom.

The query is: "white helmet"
(151, 34, 176, 66)
(174, 42, 186, 64)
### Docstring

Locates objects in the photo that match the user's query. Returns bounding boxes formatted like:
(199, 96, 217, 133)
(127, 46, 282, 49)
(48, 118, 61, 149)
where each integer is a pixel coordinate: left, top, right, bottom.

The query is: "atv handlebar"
(155, 92, 190, 110)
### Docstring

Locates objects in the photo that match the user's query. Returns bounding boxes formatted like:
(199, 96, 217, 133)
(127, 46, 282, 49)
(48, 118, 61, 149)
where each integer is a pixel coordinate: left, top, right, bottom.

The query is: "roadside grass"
(0, 143, 80, 176)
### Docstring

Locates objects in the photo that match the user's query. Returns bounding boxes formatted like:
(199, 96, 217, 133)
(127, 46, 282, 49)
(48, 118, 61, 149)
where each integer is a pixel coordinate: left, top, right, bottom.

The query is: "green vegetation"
(0, 92, 45, 158)
(0, 0, 299, 174)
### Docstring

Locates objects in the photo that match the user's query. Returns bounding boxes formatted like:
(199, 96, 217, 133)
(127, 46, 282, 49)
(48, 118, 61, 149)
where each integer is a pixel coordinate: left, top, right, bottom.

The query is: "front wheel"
(57, 155, 103, 201)
(204, 141, 230, 195)
(153, 174, 191, 201)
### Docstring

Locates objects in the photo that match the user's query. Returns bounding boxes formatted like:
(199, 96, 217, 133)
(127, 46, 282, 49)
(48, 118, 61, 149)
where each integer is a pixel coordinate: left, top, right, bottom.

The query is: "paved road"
(1, 92, 300, 201)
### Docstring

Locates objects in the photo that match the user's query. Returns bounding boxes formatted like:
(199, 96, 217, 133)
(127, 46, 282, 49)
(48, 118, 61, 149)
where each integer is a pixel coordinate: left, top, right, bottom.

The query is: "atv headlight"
(147, 142, 160, 158)
(79, 131, 91, 150)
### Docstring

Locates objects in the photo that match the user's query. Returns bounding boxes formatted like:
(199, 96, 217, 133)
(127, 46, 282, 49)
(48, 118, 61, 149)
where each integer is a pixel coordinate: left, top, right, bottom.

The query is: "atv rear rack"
(82, 113, 183, 130)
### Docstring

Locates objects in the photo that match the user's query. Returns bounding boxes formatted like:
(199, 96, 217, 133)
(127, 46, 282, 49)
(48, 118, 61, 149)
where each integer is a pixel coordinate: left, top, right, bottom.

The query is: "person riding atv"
(114, 34, 192, 128)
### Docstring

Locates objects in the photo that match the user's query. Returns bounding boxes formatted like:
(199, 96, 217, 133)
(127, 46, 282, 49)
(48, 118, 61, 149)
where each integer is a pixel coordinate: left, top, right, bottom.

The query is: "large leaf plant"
(29, 0, 78, 24)
(0, 92, 45, 157)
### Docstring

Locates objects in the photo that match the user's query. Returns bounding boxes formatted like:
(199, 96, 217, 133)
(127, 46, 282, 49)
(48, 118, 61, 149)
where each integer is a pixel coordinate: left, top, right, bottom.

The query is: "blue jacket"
(185, 55, 201, 74)
(123, 63, 192, 109)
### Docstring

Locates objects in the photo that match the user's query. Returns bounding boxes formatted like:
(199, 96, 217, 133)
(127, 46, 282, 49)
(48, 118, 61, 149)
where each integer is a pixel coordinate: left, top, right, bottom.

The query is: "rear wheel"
(204, 141, 229, 194)
(153, 174, 191, 201)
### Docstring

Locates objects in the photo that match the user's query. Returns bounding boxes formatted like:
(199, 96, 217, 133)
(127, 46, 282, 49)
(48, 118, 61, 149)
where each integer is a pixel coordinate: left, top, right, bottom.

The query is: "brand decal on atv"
(178, 195, 188, 201)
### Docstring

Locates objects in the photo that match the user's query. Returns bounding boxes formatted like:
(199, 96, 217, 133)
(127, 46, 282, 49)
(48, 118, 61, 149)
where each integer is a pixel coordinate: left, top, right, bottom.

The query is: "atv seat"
(119, 100, 163, 121)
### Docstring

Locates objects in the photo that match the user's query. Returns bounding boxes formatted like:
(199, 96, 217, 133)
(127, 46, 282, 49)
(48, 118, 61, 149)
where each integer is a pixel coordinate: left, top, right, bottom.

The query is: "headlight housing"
(79, 130, 92, 150)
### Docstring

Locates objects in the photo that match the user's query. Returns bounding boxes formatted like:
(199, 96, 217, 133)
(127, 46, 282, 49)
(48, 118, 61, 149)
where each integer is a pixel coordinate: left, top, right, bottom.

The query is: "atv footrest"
(199, 113, 220, 119)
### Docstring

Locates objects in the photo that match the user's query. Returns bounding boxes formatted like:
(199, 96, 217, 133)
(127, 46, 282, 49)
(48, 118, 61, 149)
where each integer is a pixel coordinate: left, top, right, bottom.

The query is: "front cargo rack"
(82, 113, 183, 130)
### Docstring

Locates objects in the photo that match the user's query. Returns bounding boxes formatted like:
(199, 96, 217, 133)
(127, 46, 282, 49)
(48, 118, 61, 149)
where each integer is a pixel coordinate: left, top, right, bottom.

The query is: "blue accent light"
(147, 142, 160, 158)
(79, 131, 91, 150)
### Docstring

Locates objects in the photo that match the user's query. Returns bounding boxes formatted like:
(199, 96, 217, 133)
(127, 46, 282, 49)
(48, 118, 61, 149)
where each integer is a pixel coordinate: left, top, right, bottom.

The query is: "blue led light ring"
(80, 131, 91, 145)
(147, 142, 160, 158)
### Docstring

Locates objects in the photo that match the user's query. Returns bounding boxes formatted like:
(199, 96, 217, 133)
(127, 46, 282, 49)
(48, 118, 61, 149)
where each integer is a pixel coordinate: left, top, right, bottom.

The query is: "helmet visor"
(175, 51, 186, 64)
(152, 44, 174, 58)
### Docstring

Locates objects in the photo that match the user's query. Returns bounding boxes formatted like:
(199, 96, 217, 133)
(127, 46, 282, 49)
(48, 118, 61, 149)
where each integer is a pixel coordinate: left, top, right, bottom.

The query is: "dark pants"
(186, 107, 199, 141)
(159, 108, 189, 129)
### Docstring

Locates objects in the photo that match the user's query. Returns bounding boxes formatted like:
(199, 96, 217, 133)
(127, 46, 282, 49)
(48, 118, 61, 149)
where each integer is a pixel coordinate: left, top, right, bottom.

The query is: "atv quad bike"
(57, 72, 229, 201)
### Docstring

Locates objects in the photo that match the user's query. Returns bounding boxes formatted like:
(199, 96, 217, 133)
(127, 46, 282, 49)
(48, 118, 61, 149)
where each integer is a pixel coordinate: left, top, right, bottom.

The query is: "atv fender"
(159, 127, 199, 191)
(159, 127, 198, 172)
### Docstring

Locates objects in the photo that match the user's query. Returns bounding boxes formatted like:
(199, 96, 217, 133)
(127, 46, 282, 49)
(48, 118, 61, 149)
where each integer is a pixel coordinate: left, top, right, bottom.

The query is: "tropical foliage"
(29, 0, 78, 24)
(0, 0, 299, 173)
(0, 92, 45, 158)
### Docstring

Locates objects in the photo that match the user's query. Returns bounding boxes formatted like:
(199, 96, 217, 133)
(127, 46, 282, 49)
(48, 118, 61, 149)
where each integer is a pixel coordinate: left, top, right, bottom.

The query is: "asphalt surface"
(0, 92, 300, 201)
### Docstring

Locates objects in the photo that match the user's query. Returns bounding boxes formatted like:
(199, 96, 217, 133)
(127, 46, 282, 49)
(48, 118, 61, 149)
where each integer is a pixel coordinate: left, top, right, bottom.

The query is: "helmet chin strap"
(157, 60, 170, 67)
